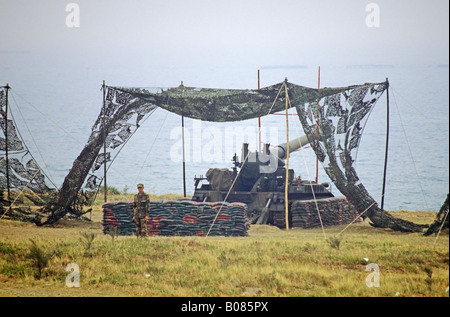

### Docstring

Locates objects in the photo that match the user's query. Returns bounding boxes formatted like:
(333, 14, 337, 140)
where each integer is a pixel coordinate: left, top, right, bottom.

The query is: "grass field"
(0, 193, 448, 297)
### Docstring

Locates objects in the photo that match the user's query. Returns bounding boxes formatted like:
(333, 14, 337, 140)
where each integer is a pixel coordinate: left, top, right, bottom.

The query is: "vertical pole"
(381, 78, 390, 212)
(102, 80, 107, 203)
(316, 66, 320, 184)
(4, 84, 10, 202)
(182, 115, 187, 197)
(284, 80, 289, 231)
(257, 69, 261, 152)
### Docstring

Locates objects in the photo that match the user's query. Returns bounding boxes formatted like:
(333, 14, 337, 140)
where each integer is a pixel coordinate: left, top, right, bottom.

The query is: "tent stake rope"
(391, 86, 429, 210)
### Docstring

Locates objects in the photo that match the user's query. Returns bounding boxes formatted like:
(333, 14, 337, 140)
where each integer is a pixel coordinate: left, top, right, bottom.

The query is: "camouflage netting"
(82, 87, 158, 191)
(113, 81, 388, 122)
(423, 194, 449, 236)
(294, 81, 425, 232)
(38, 86, 158, 225)
(0, 87, 53, 194)
(1, 86, 56, 222)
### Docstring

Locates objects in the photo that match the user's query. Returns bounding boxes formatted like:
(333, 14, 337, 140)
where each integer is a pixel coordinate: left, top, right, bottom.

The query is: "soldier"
(133, 183, 150, 237)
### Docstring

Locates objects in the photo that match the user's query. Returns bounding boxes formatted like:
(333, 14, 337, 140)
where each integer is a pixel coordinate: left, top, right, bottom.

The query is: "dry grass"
(0, 198, 448, 297)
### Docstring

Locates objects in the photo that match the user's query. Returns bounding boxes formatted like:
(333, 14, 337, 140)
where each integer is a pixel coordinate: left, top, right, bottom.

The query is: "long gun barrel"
(239, 134, 314, 174)
(271, 134, 311, 160)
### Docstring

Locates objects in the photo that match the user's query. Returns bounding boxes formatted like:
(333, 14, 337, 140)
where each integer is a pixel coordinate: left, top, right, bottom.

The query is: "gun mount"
(192, 135, 351, 228)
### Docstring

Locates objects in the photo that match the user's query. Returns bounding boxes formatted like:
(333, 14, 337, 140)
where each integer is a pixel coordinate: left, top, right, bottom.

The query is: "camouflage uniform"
(133, 191, 150, 237)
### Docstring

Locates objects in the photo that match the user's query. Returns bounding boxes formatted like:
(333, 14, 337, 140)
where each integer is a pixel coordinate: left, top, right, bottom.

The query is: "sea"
(1, 53, 449, 211)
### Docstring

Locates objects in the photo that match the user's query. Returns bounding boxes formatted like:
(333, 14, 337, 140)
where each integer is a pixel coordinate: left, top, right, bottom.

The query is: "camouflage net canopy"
(116, 81, 389, 200)
(2, 79, 437, 232)
(83, 81, 389, 198)
(113, 81, 386, 122)
(80, 81, 373, 198)
(76, 79, 426, 232)
(295, 83, 388, 211)
(82, 87, 158, 191)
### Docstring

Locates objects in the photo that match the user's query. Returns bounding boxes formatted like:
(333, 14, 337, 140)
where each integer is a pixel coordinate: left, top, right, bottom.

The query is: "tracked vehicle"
(192, 135, 354, 229)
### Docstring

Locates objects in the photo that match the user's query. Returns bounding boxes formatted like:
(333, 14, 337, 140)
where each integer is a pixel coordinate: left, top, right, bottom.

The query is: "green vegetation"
(0, 194, 448, 297)
(27, 239, 51, 280)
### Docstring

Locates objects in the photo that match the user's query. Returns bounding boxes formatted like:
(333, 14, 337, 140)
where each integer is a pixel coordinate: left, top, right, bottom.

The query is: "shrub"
(27, 239, 50, 279)
(327, 236, 342, 250)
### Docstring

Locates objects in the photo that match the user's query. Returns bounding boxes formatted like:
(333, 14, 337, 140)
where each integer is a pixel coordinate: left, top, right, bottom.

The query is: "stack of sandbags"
(194, 202, 249, 237)
(102, 201, 135, 235)
(291, 196, 361, 228)
(102, 200, 250, 237)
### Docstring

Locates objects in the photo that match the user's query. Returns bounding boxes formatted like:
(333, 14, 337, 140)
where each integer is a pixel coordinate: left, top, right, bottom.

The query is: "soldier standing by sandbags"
(133, 183, 150, 237)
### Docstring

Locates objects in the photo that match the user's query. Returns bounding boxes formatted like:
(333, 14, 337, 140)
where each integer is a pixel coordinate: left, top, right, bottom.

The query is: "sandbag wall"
(291, 196, 361, 228)
(102, 200, 250, 237)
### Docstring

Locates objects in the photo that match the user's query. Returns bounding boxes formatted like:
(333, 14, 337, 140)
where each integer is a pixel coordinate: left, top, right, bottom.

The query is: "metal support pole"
(4, 84, 10, 202)
(316, 67, 320, 184)
(182, 115, 187, 197)
(102, 80, 107, 202)
(284, 80, 290, 231)
(257, 69, 261, 152)
(381, 78, 390, 212)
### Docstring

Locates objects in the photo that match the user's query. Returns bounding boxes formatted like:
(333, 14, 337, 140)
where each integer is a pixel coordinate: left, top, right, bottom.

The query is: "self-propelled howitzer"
(192, 135, 357, 229)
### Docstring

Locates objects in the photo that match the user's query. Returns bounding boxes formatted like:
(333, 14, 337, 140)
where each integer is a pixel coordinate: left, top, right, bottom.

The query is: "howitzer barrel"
(272, 134, 311, 160)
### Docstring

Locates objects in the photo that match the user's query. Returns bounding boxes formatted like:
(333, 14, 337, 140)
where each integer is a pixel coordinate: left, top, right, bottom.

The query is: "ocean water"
(1, 54, 449, 211)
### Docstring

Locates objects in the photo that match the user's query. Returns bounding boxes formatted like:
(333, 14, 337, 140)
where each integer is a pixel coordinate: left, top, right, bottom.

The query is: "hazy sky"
(1, 0, 449, 67)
